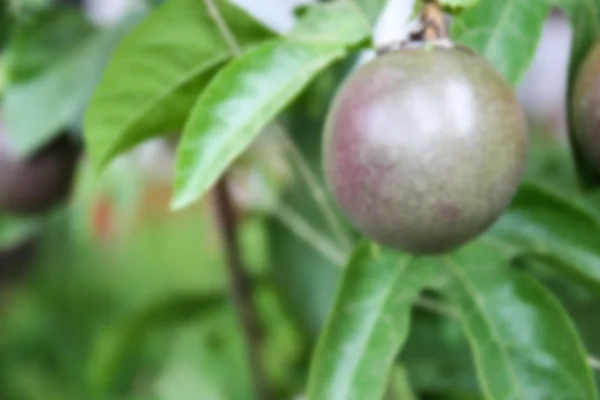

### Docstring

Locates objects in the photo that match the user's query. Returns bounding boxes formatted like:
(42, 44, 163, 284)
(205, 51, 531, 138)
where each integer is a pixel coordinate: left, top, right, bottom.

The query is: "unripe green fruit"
(572, 42, 600, 174)
(0, 126, 79, 215)
(323, 44, 528, 254)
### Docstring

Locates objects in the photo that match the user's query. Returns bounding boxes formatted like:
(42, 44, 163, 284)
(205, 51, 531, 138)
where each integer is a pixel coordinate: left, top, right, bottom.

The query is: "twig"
(203, 0, 242, 56)
(273, 202, 347, 266)
(205, 0, 353, 253)
(214, 180, 271, 400)
(274, 127, 354, 250)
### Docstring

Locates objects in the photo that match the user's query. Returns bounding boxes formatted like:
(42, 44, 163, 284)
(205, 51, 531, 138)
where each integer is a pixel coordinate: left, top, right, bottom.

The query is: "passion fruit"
(0, 123, 80, 215)
(323, 42, 528, 254)
(572, 42, 600, 175)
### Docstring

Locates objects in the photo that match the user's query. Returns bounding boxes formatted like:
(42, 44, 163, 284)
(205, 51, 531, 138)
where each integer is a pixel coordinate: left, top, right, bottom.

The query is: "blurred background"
(0, 1, 586, 399)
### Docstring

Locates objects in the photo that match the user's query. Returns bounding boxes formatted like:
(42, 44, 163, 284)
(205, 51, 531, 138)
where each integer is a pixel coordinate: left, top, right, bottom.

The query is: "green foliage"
(439, 0, 480, 14)
(172, 40, 344, 210)
(84, 0, 274, 171)
(491, 183, 600, 293)
(4, 0, 600, 399)
(443, 242, 597, 400)
(308, 243, 437, 400)
(451, 0, 551, 85)
(2, 8, 129, 155)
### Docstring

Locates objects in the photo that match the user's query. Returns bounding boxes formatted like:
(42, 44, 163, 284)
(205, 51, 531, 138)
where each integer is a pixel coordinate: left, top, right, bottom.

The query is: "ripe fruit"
(323, 43, 527, 254)
(572, 42, 600, 174)
(0, 124, 80, 215)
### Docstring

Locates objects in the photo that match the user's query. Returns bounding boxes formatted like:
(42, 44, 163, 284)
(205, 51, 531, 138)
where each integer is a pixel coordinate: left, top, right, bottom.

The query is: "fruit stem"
(421, 0, 448, 40)
(214, 179, 272, 400)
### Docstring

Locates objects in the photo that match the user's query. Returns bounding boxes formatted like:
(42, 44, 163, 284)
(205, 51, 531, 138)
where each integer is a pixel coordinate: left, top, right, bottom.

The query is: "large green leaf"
(491, 183, 600, 293)
(172, 39, 344, 209)
(3, 9, 122, 154)
(558, 0, 600, 185)
(443, 242, 597, 400)
(307, 242, 437, 400)
(84, 0, 273, 170)
(452, 0, 551, 85)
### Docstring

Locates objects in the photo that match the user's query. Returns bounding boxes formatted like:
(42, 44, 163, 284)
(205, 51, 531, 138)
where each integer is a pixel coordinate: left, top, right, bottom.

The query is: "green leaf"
(5, 8, 95, 83)
(267, 59, 356, 339)
(84, 0, 274, 170)
(451, 0, 551, 85)
(443, 242, 597, 400)
(87, 293, 227, 395)
(491, 183, 600, 293)
(289, 1, 371, 46)
(3, 22, 127, 155)
(307, 242, 437, 400)
(439, 0, 480, 14)
(351, 0, 389, 28)
(558, 0, 600, 185)
(172, 39, 344, 210)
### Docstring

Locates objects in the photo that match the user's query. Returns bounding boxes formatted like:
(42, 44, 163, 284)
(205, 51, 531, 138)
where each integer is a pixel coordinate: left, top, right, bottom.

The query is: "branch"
(213, 179, 272, 400)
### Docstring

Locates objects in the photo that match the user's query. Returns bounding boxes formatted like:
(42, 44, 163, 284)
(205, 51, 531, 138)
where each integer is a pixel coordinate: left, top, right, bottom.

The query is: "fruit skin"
(0, 126, 80, 215)
(572, 42, 600, 176)
(323, 44, 527, 254)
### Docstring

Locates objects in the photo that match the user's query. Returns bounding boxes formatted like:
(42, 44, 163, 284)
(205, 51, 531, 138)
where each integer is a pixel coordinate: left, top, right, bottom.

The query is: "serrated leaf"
(172, 39, 344, 210)
(84, 0, 274, 170)
(443, 242, 597, 400)
(307, 242, 437, 400)
(451, 0, 551, 85)
(289, 1, 371, 46)
(558, 0, 600, 186)
(491, 183, 600, 293)
(3, 21, 127, 155)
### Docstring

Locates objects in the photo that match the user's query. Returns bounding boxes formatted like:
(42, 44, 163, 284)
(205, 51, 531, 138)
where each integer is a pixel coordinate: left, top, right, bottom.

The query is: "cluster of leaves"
(3, 0, 600, 399)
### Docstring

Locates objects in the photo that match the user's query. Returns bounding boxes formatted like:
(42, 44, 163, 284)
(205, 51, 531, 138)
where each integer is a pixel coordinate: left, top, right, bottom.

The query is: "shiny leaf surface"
(444, 242, 597, 400)
(172, 39, 344, 209)
(308, 242, 437, 400)
(84, 0, 273, 170)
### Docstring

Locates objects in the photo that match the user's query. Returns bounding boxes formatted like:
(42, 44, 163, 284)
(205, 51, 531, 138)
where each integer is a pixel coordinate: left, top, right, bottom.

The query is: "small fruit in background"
(0, 125, 80, 215)
(572, 41, 600, 175)
(323, 42, 527, 255)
